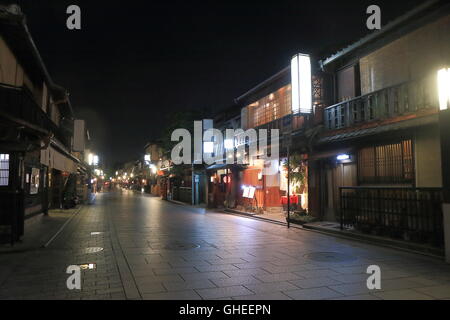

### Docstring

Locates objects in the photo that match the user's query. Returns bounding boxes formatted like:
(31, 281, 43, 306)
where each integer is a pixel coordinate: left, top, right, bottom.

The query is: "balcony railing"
(0, 84, 70, 147)
(255, 114, 305, 133)
(324, 77, 437, 130)
(340, 187, 444, 248)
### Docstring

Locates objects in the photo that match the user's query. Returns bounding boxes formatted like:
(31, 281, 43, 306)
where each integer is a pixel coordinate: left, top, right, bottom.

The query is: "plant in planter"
(289, 210, 316, 225)
(282, 154, 307, 192)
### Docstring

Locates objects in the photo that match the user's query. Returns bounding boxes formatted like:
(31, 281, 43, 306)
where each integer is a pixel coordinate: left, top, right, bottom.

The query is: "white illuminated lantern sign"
(291, 53, 312, 114)
(438, 68, 450, 111)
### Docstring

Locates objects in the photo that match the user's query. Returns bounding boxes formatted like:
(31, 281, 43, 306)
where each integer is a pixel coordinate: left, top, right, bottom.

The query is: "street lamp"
(88, 153, 99, 166)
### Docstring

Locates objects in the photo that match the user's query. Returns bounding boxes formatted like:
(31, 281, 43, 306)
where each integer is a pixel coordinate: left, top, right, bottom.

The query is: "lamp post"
(287, 142, 290, 228)
(284, 114, 293, 228)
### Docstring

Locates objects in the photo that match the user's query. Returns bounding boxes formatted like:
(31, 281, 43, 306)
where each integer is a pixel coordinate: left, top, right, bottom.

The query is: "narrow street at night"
(2, 0, 450, 309)
(1, 190, 450, 300)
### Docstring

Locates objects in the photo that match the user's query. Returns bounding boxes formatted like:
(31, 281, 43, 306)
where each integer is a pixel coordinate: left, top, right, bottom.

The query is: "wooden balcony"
(255, 114, 305, 133)
(324, 77, 438, 131)
(0, 84, 70, 148)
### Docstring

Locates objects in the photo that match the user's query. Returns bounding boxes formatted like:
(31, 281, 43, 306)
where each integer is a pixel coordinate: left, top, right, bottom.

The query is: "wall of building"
(0, 35, 24, 86)
(0, 35, 46, 110)
(415, 125, 443, 188)
(359, 14, 450, 95)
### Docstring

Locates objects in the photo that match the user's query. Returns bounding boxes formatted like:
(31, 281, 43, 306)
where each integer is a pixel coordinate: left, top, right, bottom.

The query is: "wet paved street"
(1, 190, 450, 300)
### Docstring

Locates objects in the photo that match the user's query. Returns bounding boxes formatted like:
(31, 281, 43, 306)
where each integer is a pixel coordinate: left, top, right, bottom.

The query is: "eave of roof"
(0, 5, 74, 118)
(318, 113, 438, 144)
(319, 0, 446, 68)
(235, 66, 290, 104)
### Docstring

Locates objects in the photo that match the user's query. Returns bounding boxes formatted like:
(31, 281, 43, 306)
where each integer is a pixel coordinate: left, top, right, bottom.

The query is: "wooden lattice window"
(0, 154, 10, 186)
(358, 140, 414, 184)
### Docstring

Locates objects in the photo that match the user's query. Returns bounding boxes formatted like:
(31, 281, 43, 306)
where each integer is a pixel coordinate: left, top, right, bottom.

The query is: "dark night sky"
(7, 0, 425, 167)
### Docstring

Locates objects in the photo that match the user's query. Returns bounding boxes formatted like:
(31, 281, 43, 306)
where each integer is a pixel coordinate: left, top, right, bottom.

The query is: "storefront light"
(438, 68, 450, 110)
(336, 154, 350, 161)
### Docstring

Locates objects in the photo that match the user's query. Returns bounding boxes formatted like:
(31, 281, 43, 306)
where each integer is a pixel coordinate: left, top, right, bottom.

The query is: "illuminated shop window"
(0, 154, 9, 186)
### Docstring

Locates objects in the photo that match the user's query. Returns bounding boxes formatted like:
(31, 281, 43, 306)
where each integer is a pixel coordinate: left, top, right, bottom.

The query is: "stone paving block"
(134, 274, 184, 283)
(142, 290, 202, 300)
(380, 278, 425, 291)
(414, 285, 450, 299)
(262, 264, 309, 274)
(400, 276, 444, 287)
(207, 258, 248, 265)
(168, 260, 211, 268)
(331, 294, 381, 300)
(223, 268, 270, 278)
(294, 269, 340, 279)
(329, 273, 369, 283)
(254, 272, 304, 283)
(331, 266, 367, 274)
(95, 287, 125, 295)
(289, 277, 343, 289)
(210, 276, 262, 287)
(195, 264, 239, 272)
(232, 262, 275, 270)
(196, 285, 254, 299)
(380, 269, 414, 280)
(243, 281, 298, 294)
(163, 279, 217, 291)
(283, 287, 344, 300)
(152, 267, 199, 275)
(234, 292, 292, 300)
(181, 271, 230, 281)
(136, 282, 166, 294)
(329, 282, 377, 296)
(373, 289, 434, 300)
